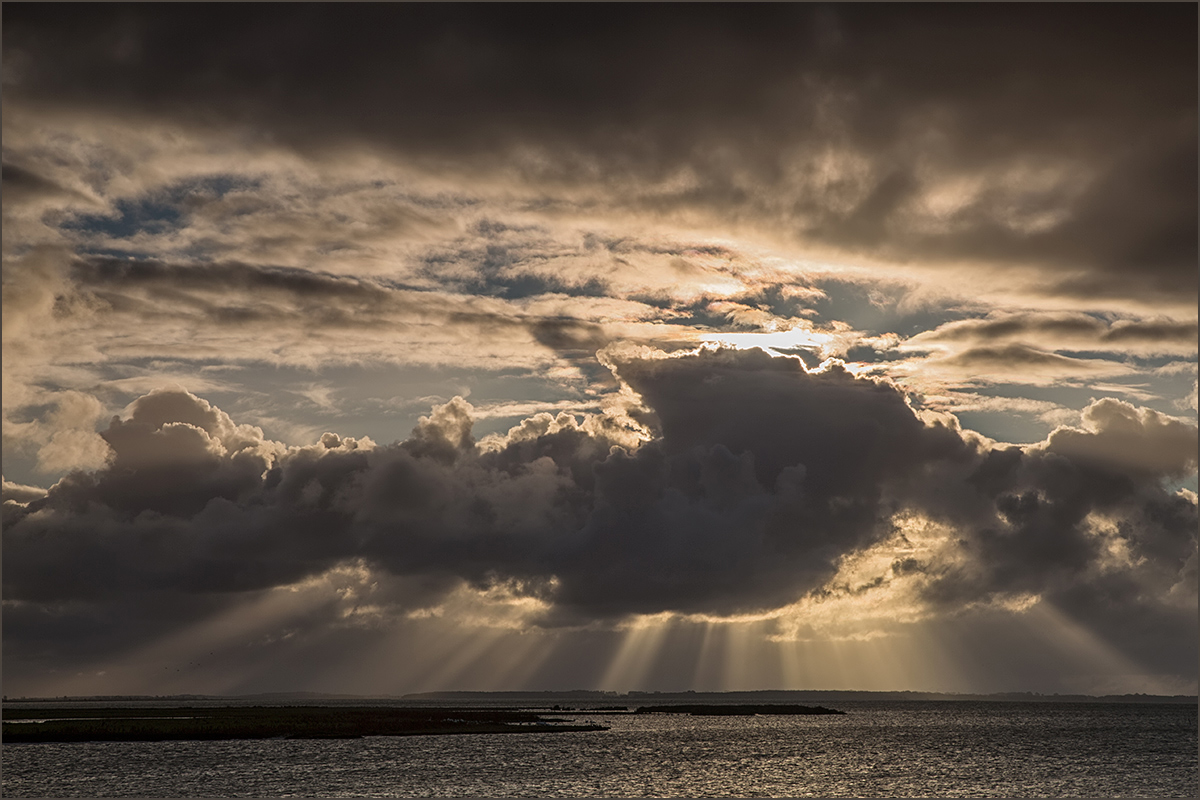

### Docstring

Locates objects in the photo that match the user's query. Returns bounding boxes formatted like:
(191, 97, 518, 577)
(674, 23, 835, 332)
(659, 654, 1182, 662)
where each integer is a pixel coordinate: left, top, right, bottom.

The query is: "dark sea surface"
(2, 701, 1195, 797)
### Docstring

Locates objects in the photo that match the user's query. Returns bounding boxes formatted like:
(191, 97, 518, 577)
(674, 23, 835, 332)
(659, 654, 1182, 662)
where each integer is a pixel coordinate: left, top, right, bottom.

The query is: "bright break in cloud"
(2, 4, 1196, 698)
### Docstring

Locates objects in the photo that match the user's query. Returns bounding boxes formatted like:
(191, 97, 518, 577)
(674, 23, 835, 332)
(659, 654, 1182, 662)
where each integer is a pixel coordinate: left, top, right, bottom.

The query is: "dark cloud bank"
(5, 3, 1195, 303)
(5, 348, 1194, 673)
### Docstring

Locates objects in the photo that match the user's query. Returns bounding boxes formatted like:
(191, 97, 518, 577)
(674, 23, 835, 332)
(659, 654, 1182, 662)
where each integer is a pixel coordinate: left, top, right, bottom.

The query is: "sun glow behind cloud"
(2, 3, 1195, 699)
(698, 324, 836, 355)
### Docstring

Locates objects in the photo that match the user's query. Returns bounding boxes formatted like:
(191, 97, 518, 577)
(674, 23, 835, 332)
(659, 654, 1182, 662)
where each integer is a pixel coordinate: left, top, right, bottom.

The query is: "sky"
(2, 4, 1196, 699)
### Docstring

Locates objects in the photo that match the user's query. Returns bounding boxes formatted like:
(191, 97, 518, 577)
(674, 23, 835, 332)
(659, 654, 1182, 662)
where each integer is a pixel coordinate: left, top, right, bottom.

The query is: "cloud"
(4, 349, 1194, 694)
(916, 391, 1075, 427)
(2, 385, 111, 476)
(2, 163, 94, 206)
(7, 349, 1191, 621)
(2, 478, 48, 505)
(0, 354, 927, 611)
(895, 343, 1136, 388)
(1154, 361, 1198, 377)
(4, 4, 1194, 309)
(1103, 320, 1199, 348)
(2, 5, 1195, 695)
(72, 256, 395, 303)
(34, 254, 641, 377)
(3, 9, 1191, 486)
(527, 318, 612, 355)
(910, 312, 1197, 357)
(1040, 398, 1197, 479)
(888, 398, 1198, 677)
(2, 247, 115, 475)
(942, 345, 1124, 373)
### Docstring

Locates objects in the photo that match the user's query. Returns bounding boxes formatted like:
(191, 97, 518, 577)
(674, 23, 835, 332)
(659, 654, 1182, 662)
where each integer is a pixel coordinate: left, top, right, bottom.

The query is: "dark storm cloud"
(3, 351, 951, 615)
(866, 118, 1197, 299)
(5, 4, 1194, 301)
(6, 350, 1193, 641)
(611, 348, 971, 494)
(907, 398, 1197, 672)
(8, 5, 1189, 157)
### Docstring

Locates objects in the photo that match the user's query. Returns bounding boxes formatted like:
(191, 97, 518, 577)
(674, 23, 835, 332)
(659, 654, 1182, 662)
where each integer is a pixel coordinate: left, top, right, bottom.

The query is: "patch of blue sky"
(1142, 354, 1200, 370)
(63, 197, 181, 239)
(418, 248, 611, 299)
(2, 451, 42, 490)
(1168, 472, 1198, 495)
(951, 409, 1063, 446)
(805, 277, 975, 337)
(61, 173, 259, 240)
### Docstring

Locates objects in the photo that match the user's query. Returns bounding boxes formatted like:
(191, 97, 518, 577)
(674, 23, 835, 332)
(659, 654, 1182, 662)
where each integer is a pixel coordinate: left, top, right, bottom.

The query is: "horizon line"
(6, 688, 1196, 703)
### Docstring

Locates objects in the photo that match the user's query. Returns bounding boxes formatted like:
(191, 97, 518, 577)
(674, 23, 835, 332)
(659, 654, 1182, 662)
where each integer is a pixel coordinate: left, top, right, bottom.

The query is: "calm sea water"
(3, 701, 1195, 797)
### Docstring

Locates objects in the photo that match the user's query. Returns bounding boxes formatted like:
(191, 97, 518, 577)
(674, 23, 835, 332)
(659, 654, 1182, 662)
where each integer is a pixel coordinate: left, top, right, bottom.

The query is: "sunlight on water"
(3, 702, 1195, 798)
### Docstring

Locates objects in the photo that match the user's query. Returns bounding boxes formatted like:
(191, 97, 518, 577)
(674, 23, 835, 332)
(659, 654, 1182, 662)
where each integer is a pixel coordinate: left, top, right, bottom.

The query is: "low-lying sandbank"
(2, 705, 607, 743)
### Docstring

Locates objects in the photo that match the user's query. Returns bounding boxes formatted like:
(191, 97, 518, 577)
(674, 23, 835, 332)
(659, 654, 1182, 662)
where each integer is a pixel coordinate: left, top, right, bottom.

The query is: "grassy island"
(2, 705, 608, 743)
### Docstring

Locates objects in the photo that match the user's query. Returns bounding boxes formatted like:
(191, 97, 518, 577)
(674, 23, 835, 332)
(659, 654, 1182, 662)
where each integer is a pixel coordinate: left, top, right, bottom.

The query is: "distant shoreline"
(5, 689, 1195, 705)
(1, 706, 608, 743)
(400, 689, 1199, 704)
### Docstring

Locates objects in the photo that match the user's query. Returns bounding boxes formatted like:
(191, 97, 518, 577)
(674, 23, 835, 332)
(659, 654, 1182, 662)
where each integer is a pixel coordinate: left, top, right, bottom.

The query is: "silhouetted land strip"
(400, 689, 1197, 704)
(2, 706, 607, 743)
(7, 690, 1193, 705)
(635, 704, 845, 716)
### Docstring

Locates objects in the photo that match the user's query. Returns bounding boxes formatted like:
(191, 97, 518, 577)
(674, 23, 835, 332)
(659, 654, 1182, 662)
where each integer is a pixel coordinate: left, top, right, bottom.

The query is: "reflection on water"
(3, 702, 1196, 797)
